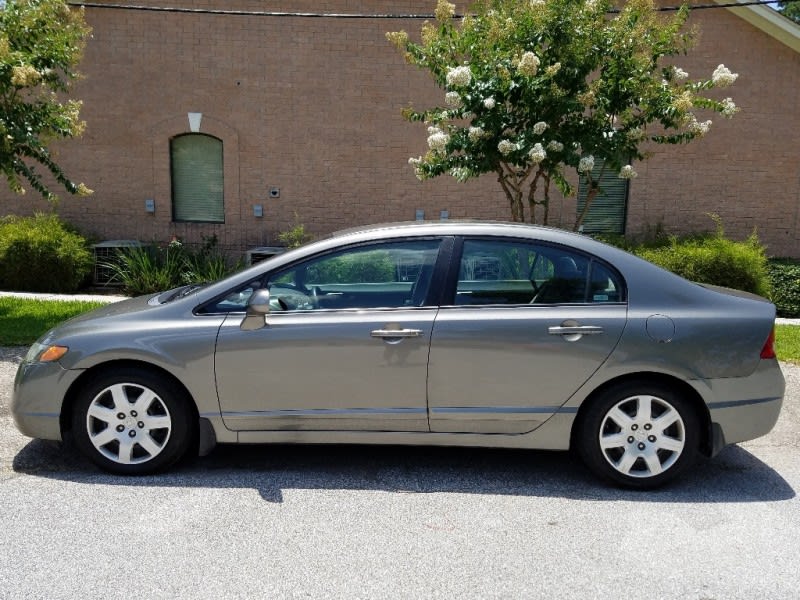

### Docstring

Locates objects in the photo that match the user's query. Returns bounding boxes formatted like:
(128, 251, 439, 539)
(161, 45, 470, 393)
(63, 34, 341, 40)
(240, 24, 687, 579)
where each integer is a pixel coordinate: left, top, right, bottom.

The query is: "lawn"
(0, 297, 106, 346)
(1, 297, 799, 364)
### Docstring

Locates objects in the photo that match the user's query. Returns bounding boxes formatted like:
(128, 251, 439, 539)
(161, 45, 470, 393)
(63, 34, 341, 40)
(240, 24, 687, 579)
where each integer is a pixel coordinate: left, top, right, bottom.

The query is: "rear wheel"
(71, 367, 195, 475)
(577, 381, 700, 489)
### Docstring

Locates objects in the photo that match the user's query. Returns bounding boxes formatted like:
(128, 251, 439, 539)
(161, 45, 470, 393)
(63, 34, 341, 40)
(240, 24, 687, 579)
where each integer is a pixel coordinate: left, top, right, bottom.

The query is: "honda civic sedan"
(12, 221, 785, 488)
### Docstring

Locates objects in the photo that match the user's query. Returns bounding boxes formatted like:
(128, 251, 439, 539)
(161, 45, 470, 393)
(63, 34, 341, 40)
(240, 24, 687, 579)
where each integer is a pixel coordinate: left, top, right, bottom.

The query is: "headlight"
(25, 343, 68, 363)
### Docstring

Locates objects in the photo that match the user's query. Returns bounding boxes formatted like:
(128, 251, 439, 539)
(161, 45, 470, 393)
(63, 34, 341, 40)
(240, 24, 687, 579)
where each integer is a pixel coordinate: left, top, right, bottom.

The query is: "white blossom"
(528, 143, 547, 164)
(619, 165, 638, 180)
(688, 117, 712, 137)
(408, 156, 426, 180)
(721, 97, 738, 118)
(468, 126, 485, 142)
(445, 91, 462, 108)
(626, 126, 645, 142)
(711, 64, 738, 87)
(498, 139, 517, 155)
(529, 0, 546, 6)
(533, 121, 548, 135)
(673, 66, 689, 81)
(450, 167, 472, 182)
(427, 126, 450, 152)
(546, 140, 564, 152)
(578, 155, 595, 173)
(483, 97, 496, 109)
(517, 51, 541, 77)
(446, 65, 472, 88)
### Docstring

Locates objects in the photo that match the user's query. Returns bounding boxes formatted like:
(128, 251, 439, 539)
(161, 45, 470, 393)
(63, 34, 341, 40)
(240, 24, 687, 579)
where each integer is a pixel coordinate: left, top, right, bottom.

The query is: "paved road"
(1, 347, 798, 599)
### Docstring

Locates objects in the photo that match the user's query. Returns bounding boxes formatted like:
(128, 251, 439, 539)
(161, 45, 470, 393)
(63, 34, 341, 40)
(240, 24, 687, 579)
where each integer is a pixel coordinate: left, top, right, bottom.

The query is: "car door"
(214, 238, 447, 432)
(427, 237, 627, 434)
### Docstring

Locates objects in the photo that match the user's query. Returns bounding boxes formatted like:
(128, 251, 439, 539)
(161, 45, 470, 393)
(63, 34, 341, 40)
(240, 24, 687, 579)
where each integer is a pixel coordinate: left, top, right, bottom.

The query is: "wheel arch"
(60, 359, 201, 440)
(569, 372, 714, 457)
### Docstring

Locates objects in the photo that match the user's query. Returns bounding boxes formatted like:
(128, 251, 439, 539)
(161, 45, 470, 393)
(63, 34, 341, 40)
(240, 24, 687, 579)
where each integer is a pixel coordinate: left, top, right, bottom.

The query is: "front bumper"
(12, 360, 84, 441)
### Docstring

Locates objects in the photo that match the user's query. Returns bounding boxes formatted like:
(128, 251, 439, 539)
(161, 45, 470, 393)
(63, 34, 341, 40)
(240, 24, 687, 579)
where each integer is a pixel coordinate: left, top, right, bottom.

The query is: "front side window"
(266, 240, 442, 311)
(170, 133, 224, 223)
(454, 239, 623, 305)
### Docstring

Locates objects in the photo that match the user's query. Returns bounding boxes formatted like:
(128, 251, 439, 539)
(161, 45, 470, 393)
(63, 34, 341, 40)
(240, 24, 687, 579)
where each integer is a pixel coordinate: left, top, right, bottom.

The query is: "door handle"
(371, 328, 423, 339)
(548, 325, 604, 336)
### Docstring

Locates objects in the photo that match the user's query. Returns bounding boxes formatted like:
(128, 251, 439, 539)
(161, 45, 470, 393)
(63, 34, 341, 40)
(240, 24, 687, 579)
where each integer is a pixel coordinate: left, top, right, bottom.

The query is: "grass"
(0, 297, 106, 346)
(776, 324, 800, 365)
(1, 297, 799, 365)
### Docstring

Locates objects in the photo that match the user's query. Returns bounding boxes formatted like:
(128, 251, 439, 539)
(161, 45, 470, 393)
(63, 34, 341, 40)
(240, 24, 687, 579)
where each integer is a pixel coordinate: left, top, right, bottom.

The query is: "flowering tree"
(387, 0, 739, 229)
(0, 0, 92, 200)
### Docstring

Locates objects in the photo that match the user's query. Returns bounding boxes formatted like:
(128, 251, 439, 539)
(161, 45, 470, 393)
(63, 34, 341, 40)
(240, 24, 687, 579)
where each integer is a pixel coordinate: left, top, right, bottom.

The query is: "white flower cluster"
(435, 0, 455, 21)
(483, 97, 496, 109)
(528, 143, 547, 164)
(618, 165, 638, 180)
(688, 117, 712, 137)
(408, 156, 426, 180)
(711, 64, 738, 88)
(673, 66, 689, 81)
(585, 0, 599, 10)
(720, 97, 738, 118)
(427, 126, 450, 152)
(445, 91, 462, 108)
(529, 0, 546, 7)
(626, 127, 646, 142)
(498, 139, 517, 156)
(446, 65, 472, 88)
(450, 167, 472, 182)
(517, 52, 541, 77)
(468, 126, 485, 142)
(578, 155, 595, 174)
(547, 140, 564, 152)
(533, 121, 548, 135)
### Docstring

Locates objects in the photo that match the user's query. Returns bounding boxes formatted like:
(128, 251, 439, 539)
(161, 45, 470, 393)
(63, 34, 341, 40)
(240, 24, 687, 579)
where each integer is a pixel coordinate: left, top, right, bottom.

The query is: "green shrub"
(768, 259, 800, 318)
(107, 236, 242, 296)
(634, 231, 771, 298)
(0, 214, 93, 293)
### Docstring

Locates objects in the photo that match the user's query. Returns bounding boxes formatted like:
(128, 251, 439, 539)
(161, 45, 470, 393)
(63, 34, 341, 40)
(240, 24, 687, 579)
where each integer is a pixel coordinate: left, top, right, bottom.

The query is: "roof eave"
(718, 1, 800, 53)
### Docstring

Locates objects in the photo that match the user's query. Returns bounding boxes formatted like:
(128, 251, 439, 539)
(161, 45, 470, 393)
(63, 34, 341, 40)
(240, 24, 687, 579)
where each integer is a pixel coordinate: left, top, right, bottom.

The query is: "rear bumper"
(693, 359, 785, 453)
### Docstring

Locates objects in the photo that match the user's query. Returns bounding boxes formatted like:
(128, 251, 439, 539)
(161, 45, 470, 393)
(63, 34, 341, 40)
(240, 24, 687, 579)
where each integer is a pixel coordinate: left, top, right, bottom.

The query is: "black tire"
(71, 367, 195, 475)
(576, 381, 700, 489)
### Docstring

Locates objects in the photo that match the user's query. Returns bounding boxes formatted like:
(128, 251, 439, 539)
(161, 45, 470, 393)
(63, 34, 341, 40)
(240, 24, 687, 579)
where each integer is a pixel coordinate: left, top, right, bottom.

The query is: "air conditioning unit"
(92, 240, 143, 286)
(245, 246, 285, 266)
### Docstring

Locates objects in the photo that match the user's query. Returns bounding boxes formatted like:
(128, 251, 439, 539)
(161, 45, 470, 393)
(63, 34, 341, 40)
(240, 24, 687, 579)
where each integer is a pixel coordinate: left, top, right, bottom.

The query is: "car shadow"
(11, 438, 795, 504)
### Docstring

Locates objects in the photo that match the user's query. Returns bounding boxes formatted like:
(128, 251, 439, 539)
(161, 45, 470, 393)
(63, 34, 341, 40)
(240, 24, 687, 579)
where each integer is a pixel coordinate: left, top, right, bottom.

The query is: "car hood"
(37, 294, 160, 344)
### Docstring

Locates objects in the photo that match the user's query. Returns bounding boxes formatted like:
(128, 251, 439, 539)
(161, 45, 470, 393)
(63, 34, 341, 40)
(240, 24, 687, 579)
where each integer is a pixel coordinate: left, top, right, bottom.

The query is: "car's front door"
(427, 237, 627, 434)
(214, 238, 446, 432)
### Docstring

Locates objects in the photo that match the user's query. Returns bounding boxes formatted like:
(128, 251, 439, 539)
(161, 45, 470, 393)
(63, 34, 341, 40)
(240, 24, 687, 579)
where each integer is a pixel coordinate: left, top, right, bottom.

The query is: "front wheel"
(71, 367, 195, 475)
(576, 382, 700, 489)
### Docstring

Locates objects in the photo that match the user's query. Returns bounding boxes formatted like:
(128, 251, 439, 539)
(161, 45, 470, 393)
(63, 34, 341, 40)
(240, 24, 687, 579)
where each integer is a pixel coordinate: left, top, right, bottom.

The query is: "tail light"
(760, 327, 776, 359)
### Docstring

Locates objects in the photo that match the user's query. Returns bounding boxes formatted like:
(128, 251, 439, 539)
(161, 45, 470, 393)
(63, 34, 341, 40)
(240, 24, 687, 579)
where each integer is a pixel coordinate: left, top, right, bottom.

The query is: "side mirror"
(240, 288, 271, 331)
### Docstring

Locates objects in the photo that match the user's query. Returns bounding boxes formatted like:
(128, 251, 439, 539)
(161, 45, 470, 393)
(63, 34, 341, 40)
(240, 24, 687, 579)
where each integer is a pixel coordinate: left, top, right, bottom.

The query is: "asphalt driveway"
(1, 346, 798, 599)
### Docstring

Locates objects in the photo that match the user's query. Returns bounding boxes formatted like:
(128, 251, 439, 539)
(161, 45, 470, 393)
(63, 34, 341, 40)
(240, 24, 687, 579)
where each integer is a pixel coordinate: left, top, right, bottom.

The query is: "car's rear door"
(427, 237, 627, 434)
(214, 237, 449, 432)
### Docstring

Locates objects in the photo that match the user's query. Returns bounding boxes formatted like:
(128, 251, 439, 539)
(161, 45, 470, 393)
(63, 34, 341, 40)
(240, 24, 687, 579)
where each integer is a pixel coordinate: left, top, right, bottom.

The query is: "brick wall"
(1, 0, 798, 257)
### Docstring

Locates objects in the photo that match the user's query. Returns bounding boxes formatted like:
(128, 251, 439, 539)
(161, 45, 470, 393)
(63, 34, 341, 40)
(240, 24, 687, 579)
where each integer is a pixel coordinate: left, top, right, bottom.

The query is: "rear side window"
(453, 239, 623, 306)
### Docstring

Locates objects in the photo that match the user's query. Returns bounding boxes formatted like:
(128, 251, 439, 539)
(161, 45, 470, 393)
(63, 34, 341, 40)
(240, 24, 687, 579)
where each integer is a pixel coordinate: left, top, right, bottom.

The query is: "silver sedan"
(12, 222, 785, 488)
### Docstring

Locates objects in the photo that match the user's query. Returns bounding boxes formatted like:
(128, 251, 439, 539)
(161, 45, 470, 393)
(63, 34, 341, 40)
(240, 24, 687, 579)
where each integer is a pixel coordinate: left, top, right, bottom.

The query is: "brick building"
(2, 0, 799, 258)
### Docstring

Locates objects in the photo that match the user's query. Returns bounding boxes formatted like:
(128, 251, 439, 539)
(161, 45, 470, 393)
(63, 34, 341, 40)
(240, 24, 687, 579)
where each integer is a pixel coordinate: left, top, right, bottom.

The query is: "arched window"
(170, 133, 224, 223)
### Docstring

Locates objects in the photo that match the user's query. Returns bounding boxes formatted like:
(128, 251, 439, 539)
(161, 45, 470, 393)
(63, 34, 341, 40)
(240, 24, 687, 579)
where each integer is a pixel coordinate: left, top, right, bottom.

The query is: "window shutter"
(171, 134, 224, 223)
(576, 159, 628, 234)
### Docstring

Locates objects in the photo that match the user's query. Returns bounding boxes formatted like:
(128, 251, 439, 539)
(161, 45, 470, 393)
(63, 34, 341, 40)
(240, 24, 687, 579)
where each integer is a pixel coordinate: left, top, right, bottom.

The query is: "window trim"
(170, 132, 225, 224)
(440, 235, 627, 308)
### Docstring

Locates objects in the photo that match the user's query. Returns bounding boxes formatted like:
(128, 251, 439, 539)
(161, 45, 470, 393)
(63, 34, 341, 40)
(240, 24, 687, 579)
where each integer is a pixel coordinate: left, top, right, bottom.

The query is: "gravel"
(1, 349, 799, 599)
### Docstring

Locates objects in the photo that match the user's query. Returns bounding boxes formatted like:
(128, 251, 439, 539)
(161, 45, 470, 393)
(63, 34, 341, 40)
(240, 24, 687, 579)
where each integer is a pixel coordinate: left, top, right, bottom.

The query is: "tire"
(71, 367, 195, 475)
(576, 381, 700, 489)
